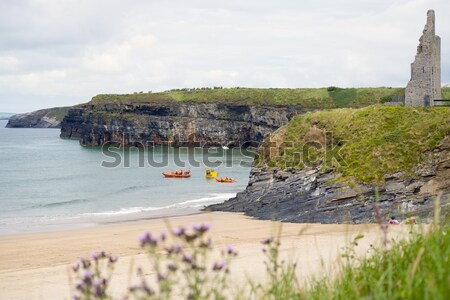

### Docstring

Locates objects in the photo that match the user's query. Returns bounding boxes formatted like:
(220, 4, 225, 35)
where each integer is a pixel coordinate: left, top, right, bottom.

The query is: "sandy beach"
(0, 212, 409, 300)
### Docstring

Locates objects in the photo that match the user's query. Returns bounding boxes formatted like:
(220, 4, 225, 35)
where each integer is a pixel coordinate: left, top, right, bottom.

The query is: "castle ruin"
(405, 10, 441, 107)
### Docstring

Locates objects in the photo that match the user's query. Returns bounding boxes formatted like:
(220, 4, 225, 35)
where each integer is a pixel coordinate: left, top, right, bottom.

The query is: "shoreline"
(0, 192, 238, 237)
(0, 211, 412, 300)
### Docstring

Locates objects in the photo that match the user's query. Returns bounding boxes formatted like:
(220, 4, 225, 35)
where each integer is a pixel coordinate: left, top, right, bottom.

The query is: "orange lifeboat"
(216, 177, 236, 183)
(162, 170, 192, 178)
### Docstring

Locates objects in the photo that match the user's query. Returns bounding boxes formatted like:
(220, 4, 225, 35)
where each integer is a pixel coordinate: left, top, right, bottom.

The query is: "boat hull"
(216, 178, 236, 183)
(205, 170, 218, 179)
(162, 172, 191, 178)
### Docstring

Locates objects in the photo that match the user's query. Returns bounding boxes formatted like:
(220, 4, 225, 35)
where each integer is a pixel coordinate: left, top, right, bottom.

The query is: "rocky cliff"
(206, 142, 449, 223)
(60, 102, 304, 147)
(207, 106, 450, 223)
(6, 107, 70, 128)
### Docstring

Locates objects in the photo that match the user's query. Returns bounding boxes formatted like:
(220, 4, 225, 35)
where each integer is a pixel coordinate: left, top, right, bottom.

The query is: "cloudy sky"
(0, 0, 449, 113)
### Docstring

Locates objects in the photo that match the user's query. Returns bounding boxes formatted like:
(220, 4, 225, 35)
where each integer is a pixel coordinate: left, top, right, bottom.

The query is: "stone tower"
(405, 10, 441, 107)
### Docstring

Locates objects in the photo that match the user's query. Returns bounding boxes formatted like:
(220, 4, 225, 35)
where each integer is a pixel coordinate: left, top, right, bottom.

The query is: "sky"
(0, 0, 449, 113)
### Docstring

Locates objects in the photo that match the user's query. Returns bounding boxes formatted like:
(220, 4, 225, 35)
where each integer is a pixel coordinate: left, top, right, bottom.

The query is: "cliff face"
(60, 102, 304, 147)
(207, 136, 449, 223)
(6, 107, 70, 128)
(208, 106, 450, 223)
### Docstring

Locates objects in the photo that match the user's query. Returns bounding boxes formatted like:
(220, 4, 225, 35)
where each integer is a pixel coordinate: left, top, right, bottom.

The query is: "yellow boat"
(205, 169, 218, 179)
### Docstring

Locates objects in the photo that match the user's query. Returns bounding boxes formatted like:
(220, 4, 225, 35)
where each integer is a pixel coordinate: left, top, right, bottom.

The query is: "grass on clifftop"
(46, 106, 71, 122)
(256, 105, 450, 183)
(89, 87, 411, 108)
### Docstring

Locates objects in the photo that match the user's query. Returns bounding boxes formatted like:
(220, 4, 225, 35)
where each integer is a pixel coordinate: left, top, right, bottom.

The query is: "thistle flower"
(91, 251, 99, 261)
(261, 237, 274, 245)
(192, 223, 211, 234)
(167, 262, 177, 271)
(200, 237, 213, 249)
(212, 261, 226, 271)
(72, 262, 80, 272)
(160, 231, 167, 241)
(182, 254, 193, 265)
(82, 269, 93, 285)
(139, 232, 158, 248)
(72, 294, 81, 300)
(226, 244, 237, 256)
(173, 227, 186, 237)
(80, 257, 91, 269)
(108, 255, 119, 264)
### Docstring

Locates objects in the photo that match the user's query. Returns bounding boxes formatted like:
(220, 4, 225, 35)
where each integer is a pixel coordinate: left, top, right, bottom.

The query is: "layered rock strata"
(60, 102, 304, 147)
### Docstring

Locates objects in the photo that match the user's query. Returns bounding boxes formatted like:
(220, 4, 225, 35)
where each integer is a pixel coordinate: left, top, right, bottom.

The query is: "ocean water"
(0, 120, 253, 235)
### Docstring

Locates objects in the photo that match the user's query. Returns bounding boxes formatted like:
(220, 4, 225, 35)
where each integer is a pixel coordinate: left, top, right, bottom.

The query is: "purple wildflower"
(91, 252, 99, 261)
(182, 254, 193, 265)
(226, 244, 235, 255)
(139, 232, 158, 247)
(108, 255, 119, 264)
(212, 261, 226, 271)
(80, 258, 91, 269)
(173, 227, 185, 237)
(139, 232, 151, 248)
(167, 262, 177, 271)
(72, 294, 81, 300)
(93, 280, 105, 297)
(160, 231, 167, 241)
(175, 244, 182, 253)
(82, 270, 92, 285)
(193, 223, 211, 233)
(72, 262, 80, 272)
(261, 237, 274, 245)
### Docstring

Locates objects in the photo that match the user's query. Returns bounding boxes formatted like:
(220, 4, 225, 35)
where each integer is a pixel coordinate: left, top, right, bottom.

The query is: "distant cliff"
(59, 87, 416, 146)
(6, 107, 70, 128)
(60, 102, 303, 147)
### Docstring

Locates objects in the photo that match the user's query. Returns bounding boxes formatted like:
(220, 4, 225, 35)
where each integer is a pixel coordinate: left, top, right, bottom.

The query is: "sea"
(0, 120, 253, 235)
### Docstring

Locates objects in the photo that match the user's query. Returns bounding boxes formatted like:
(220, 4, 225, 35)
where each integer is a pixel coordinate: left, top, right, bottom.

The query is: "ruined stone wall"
(405, 10, 441, 107)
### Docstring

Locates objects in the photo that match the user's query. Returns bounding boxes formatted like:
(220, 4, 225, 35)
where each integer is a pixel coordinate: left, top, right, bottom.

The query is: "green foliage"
(328, 88, 357, 107)
(257, 105, 450, 183)
(327, 86, 338, 92)
(88, 87, 407, 108)
(380, 95, 393, 103)
(442, 87, 450, 100)
(46, 106, 71, 122)
(307, 217, 450, 300)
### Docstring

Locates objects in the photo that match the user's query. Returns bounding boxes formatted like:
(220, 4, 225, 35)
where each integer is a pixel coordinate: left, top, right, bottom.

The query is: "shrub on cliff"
(256, 105, 450, 183)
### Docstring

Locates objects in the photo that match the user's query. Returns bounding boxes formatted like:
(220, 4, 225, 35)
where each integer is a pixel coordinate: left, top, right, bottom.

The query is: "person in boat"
(206, 170, 210, 175)
(389, 216, 400, 225)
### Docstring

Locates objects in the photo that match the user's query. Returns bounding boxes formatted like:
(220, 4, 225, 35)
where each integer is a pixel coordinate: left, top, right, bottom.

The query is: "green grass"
(442, 87, 450, 100)
(256, 105, 450, 183)
(88, 87, 411, 108)
(306, 217, 450, 300)
(46, 106, 71, 122)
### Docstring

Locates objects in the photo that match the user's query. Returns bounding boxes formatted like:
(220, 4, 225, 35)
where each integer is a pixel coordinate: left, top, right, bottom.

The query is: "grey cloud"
(0, 0, 449, 112)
